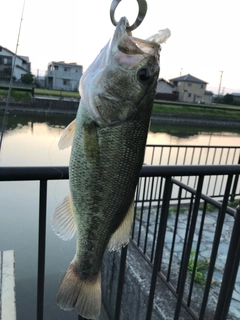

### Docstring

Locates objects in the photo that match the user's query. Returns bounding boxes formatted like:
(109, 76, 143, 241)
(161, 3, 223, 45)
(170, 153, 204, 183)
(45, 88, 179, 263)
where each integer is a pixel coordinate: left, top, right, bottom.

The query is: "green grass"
(152, 103, 240, 120)
(0, 89, 31, 102)
(35, 88, 80, 98)
(188, 249, 209, 285)
(1, 87, 240, 121)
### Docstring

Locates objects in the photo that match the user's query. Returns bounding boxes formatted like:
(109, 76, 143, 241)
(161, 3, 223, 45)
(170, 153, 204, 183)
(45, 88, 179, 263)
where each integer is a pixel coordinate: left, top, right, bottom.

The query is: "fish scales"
(71, 99, 152, 276)
(51, 16, 164, 319)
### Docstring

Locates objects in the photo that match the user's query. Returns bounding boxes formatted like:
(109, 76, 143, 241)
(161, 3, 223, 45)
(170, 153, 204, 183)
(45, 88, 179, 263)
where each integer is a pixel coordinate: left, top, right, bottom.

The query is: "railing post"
(230, 154, 240, 201)
(199, 174, 233, 319)
(115, 246, 128, 320)
(174, 175, 204, 320)
(146, 176, 172, 320)
(214, 205, 240, 320)
(37, 180, 47, 320)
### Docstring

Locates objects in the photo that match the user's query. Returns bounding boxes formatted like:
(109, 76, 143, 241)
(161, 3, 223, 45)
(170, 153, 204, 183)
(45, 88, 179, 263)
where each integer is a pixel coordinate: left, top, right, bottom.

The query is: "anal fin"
(108, 201, 134, 251)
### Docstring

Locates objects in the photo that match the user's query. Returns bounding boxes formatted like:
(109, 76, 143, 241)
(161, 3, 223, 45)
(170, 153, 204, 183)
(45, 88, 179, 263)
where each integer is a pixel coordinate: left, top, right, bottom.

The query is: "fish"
(51, 16, 162, 319)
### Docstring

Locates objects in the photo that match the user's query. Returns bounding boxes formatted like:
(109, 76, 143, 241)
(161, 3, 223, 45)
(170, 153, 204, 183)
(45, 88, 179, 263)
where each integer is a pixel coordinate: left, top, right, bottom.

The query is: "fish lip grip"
(110, 0, 147, 31)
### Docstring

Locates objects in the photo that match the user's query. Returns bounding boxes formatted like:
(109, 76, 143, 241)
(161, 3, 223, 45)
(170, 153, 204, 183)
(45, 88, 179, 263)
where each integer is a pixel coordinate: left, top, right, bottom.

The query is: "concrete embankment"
(1, 98, 240, 128)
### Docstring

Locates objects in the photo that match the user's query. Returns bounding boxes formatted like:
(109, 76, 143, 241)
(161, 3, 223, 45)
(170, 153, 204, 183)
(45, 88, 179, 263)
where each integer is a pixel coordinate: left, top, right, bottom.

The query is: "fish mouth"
(111, 17, 160, 57)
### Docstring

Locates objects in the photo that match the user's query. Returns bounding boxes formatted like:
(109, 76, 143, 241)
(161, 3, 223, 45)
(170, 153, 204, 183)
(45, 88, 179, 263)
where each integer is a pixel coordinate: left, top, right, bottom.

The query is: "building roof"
(0, 46, 29, 63)
(232, 93, 240, 97)
(205, 90, 214, 96)
(170, 74, 208, 84)
(48, 61, 83, 68)
(157, 78, 174, 87)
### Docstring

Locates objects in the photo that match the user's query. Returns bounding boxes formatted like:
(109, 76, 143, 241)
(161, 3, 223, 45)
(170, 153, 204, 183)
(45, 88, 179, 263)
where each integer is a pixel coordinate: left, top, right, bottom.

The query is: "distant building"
(155, 78, 179, 101)
(45, 61, 83, 91)
(0, 46, 31, 80)
(169, 74, 213, 104)
(156, 78, 174, 94)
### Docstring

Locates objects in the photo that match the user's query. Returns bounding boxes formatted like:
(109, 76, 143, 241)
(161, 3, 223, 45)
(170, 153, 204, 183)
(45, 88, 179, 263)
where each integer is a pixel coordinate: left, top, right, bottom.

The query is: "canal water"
(0, 112, 240, 320)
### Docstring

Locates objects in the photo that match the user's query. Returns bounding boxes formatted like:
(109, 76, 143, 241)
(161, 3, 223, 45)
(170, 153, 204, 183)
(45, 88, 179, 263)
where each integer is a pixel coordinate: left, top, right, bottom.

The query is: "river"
(0, 112, 240, 320)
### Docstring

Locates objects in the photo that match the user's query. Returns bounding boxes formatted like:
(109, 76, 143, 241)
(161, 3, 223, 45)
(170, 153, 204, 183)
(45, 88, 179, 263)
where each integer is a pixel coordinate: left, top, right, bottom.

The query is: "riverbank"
(1, 99, 240, 128)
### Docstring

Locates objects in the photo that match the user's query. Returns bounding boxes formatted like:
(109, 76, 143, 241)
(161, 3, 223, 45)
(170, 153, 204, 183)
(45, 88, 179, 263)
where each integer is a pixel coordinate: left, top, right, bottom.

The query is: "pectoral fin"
(108, 201, 134, 251)
(58, 119, 76, 150)
(51, 194, 76, 241)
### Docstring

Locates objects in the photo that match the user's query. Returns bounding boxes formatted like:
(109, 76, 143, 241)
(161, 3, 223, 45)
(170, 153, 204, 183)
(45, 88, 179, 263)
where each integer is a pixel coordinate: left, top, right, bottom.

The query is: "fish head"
(80, 17, 160, 126)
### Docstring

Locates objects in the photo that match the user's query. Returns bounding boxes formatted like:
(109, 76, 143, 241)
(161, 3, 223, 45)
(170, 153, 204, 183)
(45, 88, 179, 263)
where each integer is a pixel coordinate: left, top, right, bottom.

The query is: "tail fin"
(56, 259, 101, 319)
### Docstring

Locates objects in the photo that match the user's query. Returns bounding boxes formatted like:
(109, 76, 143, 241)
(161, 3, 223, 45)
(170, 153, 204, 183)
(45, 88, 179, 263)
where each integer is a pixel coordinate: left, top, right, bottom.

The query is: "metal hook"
(110, 0, 147, 31)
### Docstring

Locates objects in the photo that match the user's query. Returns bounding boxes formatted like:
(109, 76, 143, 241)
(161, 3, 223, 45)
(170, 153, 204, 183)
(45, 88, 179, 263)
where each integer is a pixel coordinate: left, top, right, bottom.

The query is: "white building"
(46, 61, 83, 91)
(156, 78, 174, 94)
(0, 46, 31, 80)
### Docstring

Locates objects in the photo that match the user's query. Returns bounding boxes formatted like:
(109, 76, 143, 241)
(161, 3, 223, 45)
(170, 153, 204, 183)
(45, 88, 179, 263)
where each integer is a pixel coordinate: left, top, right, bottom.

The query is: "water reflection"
(0, 112, 240, 319)
(1, 113, 240, 167)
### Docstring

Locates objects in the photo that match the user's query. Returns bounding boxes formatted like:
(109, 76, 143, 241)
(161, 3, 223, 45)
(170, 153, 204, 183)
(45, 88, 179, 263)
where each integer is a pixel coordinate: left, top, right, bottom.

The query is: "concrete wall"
(101, 243, 193, 320)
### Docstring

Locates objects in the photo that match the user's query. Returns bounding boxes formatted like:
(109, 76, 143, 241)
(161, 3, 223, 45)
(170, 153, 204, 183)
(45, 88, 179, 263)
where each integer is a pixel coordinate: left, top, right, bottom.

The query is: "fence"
(144, 145, 240, 200)
(0, 165, 240, 320)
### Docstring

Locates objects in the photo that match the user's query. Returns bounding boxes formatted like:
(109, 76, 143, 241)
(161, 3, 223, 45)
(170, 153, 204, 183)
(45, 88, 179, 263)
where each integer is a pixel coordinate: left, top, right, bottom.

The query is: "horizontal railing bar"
(0, 166, 69, 181)
(146, 144, 240, 149)
(171, 178, 236, 217)
(0, 165, 240, 181)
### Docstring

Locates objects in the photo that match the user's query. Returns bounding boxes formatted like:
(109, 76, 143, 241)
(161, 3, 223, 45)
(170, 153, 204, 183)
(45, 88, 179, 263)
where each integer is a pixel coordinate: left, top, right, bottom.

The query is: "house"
(0, 46, 31, 80)
(169, 74, 213, 104)
(45, 61, 83, 91)
(155, 78, 179, 101)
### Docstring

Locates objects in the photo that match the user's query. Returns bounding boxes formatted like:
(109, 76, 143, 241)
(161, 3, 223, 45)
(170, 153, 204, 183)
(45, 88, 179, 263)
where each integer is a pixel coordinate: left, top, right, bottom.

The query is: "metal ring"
(110, 0, 147, 31)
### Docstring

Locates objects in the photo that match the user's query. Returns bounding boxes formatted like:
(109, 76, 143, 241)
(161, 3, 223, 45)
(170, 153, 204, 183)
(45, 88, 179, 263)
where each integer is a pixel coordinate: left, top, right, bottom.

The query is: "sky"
(1, 0, 239, 94)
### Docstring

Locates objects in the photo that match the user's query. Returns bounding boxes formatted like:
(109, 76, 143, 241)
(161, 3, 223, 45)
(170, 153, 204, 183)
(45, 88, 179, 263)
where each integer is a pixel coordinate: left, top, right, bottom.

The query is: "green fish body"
(52, 16, 160, 319)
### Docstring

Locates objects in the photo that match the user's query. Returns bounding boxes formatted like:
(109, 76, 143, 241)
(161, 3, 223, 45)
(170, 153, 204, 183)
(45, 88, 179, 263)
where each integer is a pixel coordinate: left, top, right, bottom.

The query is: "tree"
(21, 72, 35, 84)
(222, 94, 234, 104)
(3, 67, 12, 78)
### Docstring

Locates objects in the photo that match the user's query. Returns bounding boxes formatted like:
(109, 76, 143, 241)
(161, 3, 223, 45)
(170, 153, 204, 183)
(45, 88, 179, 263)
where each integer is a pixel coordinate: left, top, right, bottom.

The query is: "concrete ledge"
(102, 242, 193, 320)
(0, 250, 16, 320)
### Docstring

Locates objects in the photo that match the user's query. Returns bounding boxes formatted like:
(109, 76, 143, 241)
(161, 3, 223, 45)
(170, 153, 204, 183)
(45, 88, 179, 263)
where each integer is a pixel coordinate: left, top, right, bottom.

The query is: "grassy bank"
(1, 86, 240, 121)
(0, 89, 31, 103)
(153, 103, 240, 120)
(35, 88, 80, 98)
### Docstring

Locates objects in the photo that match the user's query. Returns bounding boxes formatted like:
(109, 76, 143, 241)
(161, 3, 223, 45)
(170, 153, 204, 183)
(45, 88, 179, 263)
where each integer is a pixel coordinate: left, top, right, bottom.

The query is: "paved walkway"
(134, 207, 240, 319)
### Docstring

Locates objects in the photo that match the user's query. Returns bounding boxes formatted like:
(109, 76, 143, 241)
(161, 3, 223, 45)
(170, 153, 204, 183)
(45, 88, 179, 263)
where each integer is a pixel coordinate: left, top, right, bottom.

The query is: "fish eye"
(138, 68, 150, 81)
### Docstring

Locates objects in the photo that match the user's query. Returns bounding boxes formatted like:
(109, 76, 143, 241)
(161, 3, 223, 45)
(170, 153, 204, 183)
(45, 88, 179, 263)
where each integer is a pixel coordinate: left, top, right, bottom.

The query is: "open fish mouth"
(112, 16, 161, 57)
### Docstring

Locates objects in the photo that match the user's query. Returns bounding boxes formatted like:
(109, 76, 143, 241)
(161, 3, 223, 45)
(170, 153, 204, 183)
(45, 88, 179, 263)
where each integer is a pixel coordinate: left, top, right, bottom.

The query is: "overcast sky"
(1, 0, 239, 94)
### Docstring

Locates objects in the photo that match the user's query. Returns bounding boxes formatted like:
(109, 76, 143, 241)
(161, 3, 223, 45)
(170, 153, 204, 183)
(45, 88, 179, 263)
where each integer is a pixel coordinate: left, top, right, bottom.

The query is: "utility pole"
(217, 71, 224, 104)
(180, 68, 183, 76)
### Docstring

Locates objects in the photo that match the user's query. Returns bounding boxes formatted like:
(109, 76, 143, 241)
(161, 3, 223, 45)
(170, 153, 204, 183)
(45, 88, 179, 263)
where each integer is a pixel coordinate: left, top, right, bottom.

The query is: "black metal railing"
(145, 145, 240, 166)
(0, 165, 240, 320)
(131, 166, 240, 319)
(144, 145, 240, 200)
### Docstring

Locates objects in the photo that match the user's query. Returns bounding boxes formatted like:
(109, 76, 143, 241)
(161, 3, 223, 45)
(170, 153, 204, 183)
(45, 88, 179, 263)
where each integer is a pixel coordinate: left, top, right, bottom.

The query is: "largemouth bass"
(52, 16, 162, 319)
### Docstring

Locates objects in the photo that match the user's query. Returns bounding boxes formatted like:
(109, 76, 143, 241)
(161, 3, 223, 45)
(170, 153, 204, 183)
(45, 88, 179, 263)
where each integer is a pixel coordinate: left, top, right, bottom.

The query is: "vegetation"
(35, 88, 80, 98)
(0, 89, 31, 103)
(152, 103, 240, 120)
(188, 249, 209, 285)
(213, 94, 240, 106)
(21, 72, 35, 85)
(0, 85, 240, 122)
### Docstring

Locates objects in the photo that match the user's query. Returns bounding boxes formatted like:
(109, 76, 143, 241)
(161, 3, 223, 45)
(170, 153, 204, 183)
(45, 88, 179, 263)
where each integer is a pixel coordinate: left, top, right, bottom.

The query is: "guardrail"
(0, 165, 240, 320)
